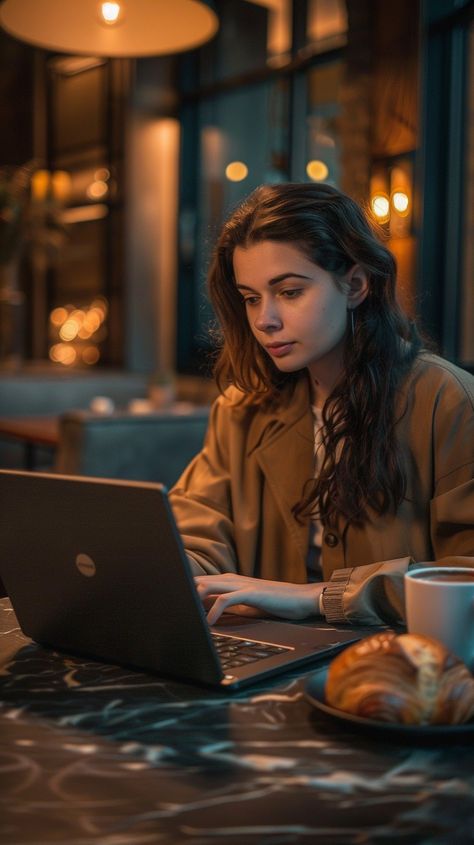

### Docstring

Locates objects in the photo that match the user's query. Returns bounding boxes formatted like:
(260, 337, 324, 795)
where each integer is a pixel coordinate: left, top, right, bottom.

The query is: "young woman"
(170, 182, 474, 627)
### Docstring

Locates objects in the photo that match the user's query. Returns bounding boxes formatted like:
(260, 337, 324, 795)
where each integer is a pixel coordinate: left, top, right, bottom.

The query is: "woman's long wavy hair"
(207, 182, 423, 527)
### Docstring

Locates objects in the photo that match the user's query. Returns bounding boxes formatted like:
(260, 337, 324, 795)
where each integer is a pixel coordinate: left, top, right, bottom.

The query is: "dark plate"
(305, 666, 474, 737)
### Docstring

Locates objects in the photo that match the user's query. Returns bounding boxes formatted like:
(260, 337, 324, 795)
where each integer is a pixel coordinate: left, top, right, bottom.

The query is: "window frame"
(418, 0, 474, 370)
(176, 0, 347, 375)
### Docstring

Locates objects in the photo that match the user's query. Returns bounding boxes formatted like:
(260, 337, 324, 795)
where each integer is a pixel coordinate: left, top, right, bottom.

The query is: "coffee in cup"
(404, 567, 474, 669)
(412, 572, 474, 583)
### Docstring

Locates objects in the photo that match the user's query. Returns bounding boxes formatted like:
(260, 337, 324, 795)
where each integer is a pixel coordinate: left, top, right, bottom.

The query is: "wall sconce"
(31, 169, 71, 205)
(370, 157, 413, 237)
(0, 0, 218, 57)
(370, 167, 390, 225)
(389, 161, 412, 238)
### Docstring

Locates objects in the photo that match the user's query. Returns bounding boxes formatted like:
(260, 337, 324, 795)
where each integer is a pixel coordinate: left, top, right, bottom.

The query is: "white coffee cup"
(404, 567, 474, 669)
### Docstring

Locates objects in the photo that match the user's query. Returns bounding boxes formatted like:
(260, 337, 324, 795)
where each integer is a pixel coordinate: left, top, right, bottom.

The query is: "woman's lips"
(265, 342, 295, 358)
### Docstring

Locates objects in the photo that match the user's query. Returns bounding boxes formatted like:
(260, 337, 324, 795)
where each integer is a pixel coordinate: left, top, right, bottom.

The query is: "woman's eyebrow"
(236, 272, 312, 291)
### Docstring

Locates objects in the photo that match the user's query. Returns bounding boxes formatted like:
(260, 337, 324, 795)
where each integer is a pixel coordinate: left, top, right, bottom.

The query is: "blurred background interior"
(0, 0, 473, 482)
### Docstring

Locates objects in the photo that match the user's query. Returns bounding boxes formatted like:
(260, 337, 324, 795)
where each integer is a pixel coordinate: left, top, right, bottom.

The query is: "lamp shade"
(0, 0, 218, 57)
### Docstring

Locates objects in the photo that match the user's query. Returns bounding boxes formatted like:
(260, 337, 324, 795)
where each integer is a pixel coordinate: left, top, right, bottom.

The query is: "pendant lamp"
(0, 0, 218, 57)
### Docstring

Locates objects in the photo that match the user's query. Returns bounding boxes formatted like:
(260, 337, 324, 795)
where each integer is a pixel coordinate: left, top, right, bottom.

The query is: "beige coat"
(170, 354, 474, 625)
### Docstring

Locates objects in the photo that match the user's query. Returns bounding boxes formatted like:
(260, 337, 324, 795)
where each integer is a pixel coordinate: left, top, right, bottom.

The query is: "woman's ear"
(346, 264, 369, 309)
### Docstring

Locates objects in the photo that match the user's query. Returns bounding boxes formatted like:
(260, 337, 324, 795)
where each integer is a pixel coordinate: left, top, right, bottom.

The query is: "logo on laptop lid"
(75, 553, 96, 577)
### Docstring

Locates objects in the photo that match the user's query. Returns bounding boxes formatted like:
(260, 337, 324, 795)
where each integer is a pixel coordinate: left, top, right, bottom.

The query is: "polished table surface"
(0, 416, 59, 470)
(0, 416, 59, 446)
(0, 598, 473, 845)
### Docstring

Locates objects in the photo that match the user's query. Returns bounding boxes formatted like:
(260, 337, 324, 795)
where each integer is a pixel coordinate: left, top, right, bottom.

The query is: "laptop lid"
(0, 470, 362, 688)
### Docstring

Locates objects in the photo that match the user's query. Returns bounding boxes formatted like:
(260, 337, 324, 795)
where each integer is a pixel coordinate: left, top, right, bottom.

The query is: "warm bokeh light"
(89, 308, 104, 325)
(78, 326, 92, 340)
(94, 168, 110, 182)
(225, 161, 248, 182)
(31, 169, 71, 203)
(48, 299, 108, 367)
(49, 343, 77, 366)
(81, 312, 101, 335)
(71, 309, 86, 323)
(87, 180, 109, 200)
(50, 170, 71, 203)
(99, 2, 123, 25)
(306, 160, 329, 181)
(392, 190, 410, 215)
(371, 193, 390, 222)
(50, 307, 68, 327)
(31, 169, 50, 203)
(92, 296, 108, 311)
(82, 345, 100, 365)
(59, 319, 80, 342)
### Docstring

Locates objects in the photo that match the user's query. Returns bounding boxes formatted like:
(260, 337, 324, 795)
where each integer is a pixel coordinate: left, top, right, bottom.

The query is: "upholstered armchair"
(54, 408, 210, 489)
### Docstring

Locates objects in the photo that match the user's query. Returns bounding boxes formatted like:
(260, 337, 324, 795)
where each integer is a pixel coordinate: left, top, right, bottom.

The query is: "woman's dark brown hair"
(207, 182, 423, 526)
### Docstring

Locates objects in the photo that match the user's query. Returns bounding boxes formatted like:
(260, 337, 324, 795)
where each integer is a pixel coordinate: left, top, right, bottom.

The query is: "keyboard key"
(211, 632, 291, 671)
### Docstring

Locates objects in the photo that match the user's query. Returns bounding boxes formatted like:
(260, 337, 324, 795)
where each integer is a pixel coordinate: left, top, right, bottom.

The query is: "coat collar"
(250, 377, 315, 564)
(245, 375, 313, 456)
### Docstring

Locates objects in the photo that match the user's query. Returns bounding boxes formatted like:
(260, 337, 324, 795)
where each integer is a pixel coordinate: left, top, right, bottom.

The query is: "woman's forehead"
(233, 240, 316, 271)
(232, 241, 333, 291)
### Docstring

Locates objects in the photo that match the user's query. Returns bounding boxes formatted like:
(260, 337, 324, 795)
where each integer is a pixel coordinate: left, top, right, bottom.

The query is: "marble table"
(0, 597, 473, 845)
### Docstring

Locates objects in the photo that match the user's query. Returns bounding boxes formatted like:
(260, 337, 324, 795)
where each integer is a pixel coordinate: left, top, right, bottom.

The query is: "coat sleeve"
(322, 370, 474, 627)
(169, 395, 239, 576)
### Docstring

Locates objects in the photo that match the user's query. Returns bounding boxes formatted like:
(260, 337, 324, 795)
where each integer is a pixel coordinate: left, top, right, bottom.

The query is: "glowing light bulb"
(225, 161, 248, 182)
(99, 2, 123, 25)
(371, 194, 390, 221)
(392, 191, 409, 214)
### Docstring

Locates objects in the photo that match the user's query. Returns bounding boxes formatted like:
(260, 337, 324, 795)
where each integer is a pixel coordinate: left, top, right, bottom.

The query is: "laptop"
(0, 469, 365, 689)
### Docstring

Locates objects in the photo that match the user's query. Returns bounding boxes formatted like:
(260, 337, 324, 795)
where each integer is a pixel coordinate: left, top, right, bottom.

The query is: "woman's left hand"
(194, 573, 325, 625)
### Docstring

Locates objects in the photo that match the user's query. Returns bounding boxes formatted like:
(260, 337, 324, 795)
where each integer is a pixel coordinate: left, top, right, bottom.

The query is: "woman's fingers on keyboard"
(195, 574, 324, 625)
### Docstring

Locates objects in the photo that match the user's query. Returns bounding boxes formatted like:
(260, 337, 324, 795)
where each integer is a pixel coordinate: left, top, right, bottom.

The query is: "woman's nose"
(253, 304, 282, 332)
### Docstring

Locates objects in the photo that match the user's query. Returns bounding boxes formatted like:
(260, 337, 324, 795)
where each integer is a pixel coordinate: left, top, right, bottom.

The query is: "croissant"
(325, 632, 474, 725)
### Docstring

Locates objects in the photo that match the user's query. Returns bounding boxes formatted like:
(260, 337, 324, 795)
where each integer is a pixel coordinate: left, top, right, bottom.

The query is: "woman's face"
(233, 240, 352, 385)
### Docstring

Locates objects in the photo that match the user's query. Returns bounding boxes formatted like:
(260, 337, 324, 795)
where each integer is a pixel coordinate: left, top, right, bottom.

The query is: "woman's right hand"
(194, 572, 326, 625)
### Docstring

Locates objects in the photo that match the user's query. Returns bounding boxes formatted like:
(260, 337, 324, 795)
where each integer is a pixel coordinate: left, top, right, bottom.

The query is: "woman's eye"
(281, 288, 303, 299)
(243, 296, 259, 306)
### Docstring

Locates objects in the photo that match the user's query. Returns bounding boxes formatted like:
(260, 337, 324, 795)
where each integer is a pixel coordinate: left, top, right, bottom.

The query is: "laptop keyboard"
(212, 633, 291, 670)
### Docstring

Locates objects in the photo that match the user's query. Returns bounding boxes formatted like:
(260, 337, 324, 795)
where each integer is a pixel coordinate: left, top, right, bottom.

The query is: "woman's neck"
(307, 347, 344, 407)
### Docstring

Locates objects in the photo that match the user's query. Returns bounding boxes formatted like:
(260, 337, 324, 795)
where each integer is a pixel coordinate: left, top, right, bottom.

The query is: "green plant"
(0, 160, 68, 268)
(0, 161, 36, 265)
